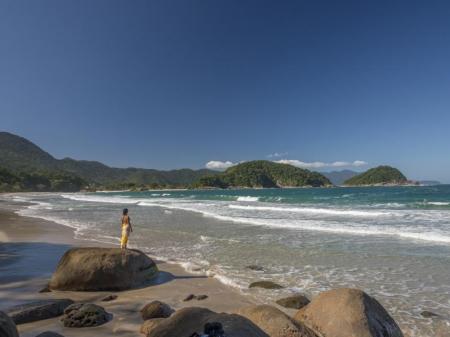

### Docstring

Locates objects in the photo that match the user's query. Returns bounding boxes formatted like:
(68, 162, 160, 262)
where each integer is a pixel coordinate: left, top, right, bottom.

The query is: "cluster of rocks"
(0, 247, 414, 337)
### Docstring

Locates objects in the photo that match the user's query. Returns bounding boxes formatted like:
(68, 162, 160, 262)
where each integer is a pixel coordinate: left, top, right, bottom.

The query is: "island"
(192, 160, 332, 188)
(343, 165, 408, 186)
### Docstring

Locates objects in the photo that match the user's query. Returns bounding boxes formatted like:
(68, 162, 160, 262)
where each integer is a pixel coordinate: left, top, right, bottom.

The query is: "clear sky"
(1, 1, 449, 182)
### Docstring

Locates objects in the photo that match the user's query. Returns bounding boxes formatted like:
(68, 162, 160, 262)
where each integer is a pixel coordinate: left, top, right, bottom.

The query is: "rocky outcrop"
(143, 307, 268, 337)
(49, 248, 158, 291)
(236, 305, 319, 337)
(0, 311, 19, 337)
(61, 303, 112, 328)
(249, 281, 284, 289)
(295, 288, 403, 337)
(276, 295, 310, 310)
(5, 299, 74, 324)
(141, 301, 173, 320)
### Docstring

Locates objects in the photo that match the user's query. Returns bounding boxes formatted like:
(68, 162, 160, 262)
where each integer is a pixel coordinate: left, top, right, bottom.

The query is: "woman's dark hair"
(123, 208, 128, 215)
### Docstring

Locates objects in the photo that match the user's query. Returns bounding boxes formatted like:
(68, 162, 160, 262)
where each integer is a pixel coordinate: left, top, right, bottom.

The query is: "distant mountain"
(344, 166, 408, 186)
(322, 170, 358, 186)
(193, 160, 332, 188)
(0, 131, 216, 190)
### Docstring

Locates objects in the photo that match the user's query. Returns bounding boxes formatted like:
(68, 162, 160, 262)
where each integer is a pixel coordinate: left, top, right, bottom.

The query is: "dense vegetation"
(0, 167, 85, 192)
(192, 160, 332, 188)
(0, 132, 216, 191)
(343, 166, 407, 186)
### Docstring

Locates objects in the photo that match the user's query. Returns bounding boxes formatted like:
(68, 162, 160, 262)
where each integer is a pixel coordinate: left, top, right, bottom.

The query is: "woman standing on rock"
(120, 208, 133, 249)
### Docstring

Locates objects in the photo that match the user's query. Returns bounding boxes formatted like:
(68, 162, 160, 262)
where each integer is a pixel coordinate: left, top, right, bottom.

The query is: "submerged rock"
(236, 305, 318, 337)
(249, 281, 284, 289)
(276, 294, 310, 310)
(420, 310, 440, 318)
(295, 288, 403, 337)
(101, 294, 118, 302)
(0, 311, 19, 337)
(183, 294, 196, 302)
(61, 303, 111, 328)
(141, 301, 172, 320)
(49, 247, 158, 291)
(5, 299, 74, 325)
(246, 265, 265, 271)
(142, 307, 267, 337)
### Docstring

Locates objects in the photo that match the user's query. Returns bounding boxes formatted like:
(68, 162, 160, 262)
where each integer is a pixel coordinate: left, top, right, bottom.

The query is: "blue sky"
(1, 1, 449, 182)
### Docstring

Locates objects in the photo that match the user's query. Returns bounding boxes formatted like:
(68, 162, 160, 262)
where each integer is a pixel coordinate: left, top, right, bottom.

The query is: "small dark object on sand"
(246, 265, 264, 271)
(101, 294, 118, 302)
(421, 310, 440, 318)
(196, 295, 208, 301)
(183, 294, 196, 301)
(38, 285, 51, 293)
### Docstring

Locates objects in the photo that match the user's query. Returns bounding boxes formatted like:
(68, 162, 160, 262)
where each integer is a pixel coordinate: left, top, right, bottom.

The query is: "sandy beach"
(0, 200, 258, 337)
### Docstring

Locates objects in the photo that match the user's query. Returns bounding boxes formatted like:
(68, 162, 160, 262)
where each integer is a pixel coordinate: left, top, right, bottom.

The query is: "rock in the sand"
(61, 303, 111, 328)
(236, 305, 319, 337)
(35, 332, 65, 337)
(5, 299, 74, 325)
(49, 247, 158, 291)
(420, 310, 440, 318)
(276, 294, 310, 310)
(101, 294, 118, 302)
(295, 288, 404, 337)
(141, 301, 172, 320)
(249, 281, 284, 289)
(143, 307, 267, 337)
(196, 295, 208, 301)
(140, 318, 165, 335)
(183, 294, 196, 301)
(38, 285, 51, 293)
(0, 311, 19, 337)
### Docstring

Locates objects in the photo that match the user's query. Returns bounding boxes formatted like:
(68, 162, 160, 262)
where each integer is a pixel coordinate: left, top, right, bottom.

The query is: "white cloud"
(275, 159, 368, 169)
(267, 152, 288, 158)
(205, 160, 236, 170)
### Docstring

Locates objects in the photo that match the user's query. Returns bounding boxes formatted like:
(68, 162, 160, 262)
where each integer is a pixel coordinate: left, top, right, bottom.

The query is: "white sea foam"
(427, 201, 450, 206)
(61, 194, 139, 204)
(236, 196, 259, 202)
(229, 204, 387, 217)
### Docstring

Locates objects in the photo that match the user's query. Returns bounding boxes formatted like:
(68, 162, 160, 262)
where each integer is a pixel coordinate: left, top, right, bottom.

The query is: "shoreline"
(0, 200, 260, 337)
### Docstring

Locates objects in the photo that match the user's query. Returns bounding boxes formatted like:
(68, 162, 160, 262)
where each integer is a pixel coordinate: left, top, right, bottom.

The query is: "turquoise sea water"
(6, 185, 450, 336)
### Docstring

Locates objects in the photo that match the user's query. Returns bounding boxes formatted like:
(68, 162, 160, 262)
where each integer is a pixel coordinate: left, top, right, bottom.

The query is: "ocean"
(6, 185, 450, 336)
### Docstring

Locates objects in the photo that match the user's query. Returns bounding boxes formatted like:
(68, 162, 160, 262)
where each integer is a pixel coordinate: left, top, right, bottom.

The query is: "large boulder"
(295, 288, 403, 337)
(140, 301, 173, 320)
(236, 305, 319, 337)
(0, 311, 19, 337)
(143, 307, 268, 337)
(49, 248, 158, 291)
(5, 299, 74, 324)
(61, 303, 112, 328)
(276, 295, 310, 310)
(140, 318, 165, 335)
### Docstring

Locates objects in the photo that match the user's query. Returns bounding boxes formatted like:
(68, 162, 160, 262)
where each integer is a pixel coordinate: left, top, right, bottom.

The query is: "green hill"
(0, 131, 216, 191)
(193, 160, 332, 188)
(343, 166, 407, 186)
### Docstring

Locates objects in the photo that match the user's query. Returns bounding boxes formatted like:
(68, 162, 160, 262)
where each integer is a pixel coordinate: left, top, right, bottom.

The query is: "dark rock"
(61, 303, 112, 328)
(295, 288, 404, 337)
(204, 321, 225, 337)
(143, 307, 267, 337)
(183, 294, 196, 302)
(5, 299, 74, 325)
(196, 295, 208, 301)
(236, 305, 319, 337)
(35, 332, 65, 337)
(38, 285, 51, 293)
(141, 301, 172, 320)
(276, 294, 310, 310)
(249, 281, 284, 289)
(0, 311, 19, 337)
(49, 247, 158, 291)
(421, 310, 440, 318)
(140, 318, 165, 335)
(101, 294, 118, 302)
(246, 265, 264, 271)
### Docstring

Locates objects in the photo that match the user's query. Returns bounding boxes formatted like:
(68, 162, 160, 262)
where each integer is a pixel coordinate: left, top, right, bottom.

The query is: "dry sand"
(0, 201, 258, 337)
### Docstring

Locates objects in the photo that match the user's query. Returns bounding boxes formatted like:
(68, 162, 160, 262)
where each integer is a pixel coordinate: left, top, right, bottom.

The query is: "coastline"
(0, 200, 259, 337)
